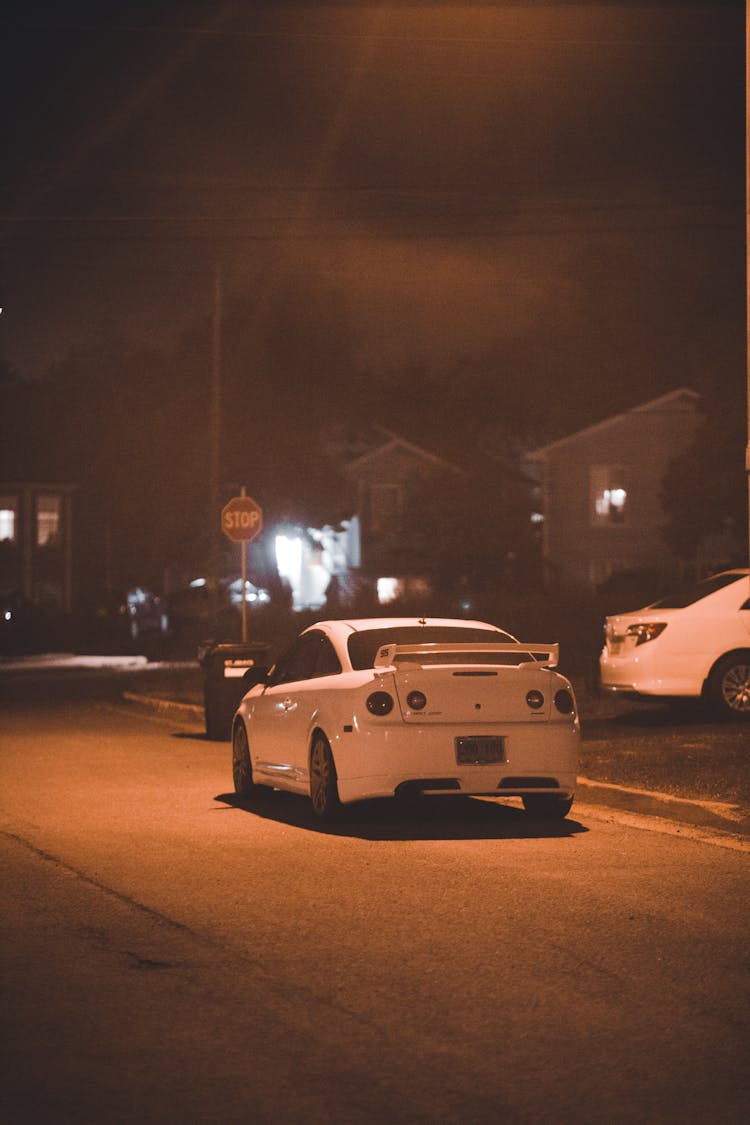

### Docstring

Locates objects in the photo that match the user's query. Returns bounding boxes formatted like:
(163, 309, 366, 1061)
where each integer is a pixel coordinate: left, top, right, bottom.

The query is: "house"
(525, 388, 701, 590)
(341, 426, 538, 603)
(266, 426, 539, 610)
(342, 428, 467, 587)
(259, 430, 463, 610)
(0, 482, 77, 612)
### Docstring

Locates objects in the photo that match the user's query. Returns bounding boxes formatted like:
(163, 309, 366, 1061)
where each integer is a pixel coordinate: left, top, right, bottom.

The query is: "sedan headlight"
(625, 622, 667, 646)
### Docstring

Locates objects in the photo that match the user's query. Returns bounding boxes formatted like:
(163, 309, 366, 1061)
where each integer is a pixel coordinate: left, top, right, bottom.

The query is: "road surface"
(1, 680, 748, 1123)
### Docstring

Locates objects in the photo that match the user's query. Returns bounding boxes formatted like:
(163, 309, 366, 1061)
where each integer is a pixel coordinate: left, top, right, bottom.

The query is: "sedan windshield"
(347, 625, 513, 670)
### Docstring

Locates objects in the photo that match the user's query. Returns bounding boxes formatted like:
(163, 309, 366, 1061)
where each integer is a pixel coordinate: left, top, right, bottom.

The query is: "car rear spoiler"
(373, 642, 560, 669)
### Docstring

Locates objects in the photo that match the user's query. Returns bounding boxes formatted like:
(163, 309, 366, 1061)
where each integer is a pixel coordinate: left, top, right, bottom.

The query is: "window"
(347, 625, 514, 671)
(591, 466, 627, 525)
(36, 494, 61, 547)
(377, 577, 400, 604)
(269, 630, 342, 685)
(650, 573, 746, 609)
(0, 495, 17, 542)
(316, 636, 342, 677)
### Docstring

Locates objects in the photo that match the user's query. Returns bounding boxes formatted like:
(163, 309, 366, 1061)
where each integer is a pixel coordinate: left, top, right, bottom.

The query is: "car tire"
(707, 654, 750, 721)
(522, 793, 574, 820)
(309, 735, 341, 821)
(232, 721, 262, 797)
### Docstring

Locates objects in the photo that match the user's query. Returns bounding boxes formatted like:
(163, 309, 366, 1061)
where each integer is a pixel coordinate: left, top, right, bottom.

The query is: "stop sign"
(221, 495, 263, 542)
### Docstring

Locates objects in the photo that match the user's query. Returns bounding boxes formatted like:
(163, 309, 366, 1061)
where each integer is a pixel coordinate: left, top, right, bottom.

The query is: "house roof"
(344, 427, 468, 477)
(344, 425, 536, 485)
(525, 387, 700, 459)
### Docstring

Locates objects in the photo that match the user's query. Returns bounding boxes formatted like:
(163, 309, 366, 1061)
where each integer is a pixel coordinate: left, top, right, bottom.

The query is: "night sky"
(1, 1, 745, 436)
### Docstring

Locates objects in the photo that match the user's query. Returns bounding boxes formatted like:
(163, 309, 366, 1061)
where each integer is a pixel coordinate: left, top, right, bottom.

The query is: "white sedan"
(232, 617, 580, 821)
(599, 569, 750, 720)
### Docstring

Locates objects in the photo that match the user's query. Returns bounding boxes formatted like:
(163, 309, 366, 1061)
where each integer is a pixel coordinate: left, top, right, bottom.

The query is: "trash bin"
(199, 641, 271, 741)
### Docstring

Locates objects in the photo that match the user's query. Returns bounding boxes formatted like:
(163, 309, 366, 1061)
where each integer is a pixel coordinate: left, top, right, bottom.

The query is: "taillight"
(625, 622, 667, 646)
(366, 691, 394, 716)
(406, 690, 427, 711)
(526, 689, 544, 710)
(554, 689, 575, 715)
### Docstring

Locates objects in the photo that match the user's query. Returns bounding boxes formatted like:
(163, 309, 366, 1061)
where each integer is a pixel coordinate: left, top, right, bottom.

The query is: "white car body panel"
(235, 618, 580, 809)
(599, 571, 750, 698)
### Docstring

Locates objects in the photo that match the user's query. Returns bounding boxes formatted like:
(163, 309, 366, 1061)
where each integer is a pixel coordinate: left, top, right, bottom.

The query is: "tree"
(403, 462, 538, 600)
(660, 390, 747, 567)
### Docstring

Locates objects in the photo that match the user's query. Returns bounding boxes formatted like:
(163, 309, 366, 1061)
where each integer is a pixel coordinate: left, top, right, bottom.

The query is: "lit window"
(377, 577, 401, 604)
(591, 467, 627, 525)
(0, 496, 17, 542)
(36, 494, 61, 547)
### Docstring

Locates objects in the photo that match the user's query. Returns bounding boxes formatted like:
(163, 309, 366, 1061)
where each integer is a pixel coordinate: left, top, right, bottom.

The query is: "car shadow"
(213, 790, 588, 842)
(172, 729, 218, 742)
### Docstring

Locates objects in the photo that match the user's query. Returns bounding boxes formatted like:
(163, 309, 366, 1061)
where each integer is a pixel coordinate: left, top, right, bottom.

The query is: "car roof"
(610, 569, 749, 618)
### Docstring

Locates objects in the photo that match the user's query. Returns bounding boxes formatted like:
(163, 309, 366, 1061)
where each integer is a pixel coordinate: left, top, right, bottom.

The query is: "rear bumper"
(338, 772, 576, 804)
(332, 722, 579, 805)
(599, 653, 701, 699)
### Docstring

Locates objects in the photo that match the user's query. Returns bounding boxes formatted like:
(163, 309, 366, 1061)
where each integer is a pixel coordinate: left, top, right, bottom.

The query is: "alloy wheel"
(721, 663, 750, 714)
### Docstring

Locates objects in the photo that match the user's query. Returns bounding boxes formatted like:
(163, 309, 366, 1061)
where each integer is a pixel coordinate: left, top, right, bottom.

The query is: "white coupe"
(232, 617, 580, 821)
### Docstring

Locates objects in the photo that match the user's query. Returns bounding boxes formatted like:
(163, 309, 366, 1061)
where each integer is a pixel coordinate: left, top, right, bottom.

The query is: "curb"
(576, 777, 750, 838)
(121, 691, 750, 839)
(122, 691, 204, 724)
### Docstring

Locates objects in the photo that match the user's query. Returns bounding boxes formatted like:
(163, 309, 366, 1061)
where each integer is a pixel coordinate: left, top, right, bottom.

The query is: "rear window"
(649, 573, 745, 610)
(347, 625, 513, 670)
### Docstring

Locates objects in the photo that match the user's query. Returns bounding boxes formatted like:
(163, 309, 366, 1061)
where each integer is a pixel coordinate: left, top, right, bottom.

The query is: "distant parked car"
(168, 578, 271, 632)
(232, 616, 580, 821)
(91, 586, 168, 643)
(225, 578, 271, 609)
(123, 586, 169, 640)
(599, 569, 750, 720)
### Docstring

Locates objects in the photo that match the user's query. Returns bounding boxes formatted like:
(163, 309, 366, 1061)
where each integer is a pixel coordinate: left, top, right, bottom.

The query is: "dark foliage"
(660, 390, 748, 566)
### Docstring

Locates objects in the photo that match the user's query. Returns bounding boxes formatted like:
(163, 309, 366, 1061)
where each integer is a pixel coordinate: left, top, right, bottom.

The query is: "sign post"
(221, 490, 263, 642)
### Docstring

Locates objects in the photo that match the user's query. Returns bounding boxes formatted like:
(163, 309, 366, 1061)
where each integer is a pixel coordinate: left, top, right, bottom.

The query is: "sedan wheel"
(309, 736, 341, 821)
(232, 721, 260, 797)
(708, 655, 750, 721)
(522, 793, 573, 820)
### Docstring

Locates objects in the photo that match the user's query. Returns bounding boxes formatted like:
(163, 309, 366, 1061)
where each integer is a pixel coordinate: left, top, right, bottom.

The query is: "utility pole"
(746, 8, 750, 571)
(746, 9, 750, 571)
(210, 261, 223, 626)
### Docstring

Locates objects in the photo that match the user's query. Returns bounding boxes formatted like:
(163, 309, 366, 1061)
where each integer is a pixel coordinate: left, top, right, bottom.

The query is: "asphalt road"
(1, 677, 749, 1124)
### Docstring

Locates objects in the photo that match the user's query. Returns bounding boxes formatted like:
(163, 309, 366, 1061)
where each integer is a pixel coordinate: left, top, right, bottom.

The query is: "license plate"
(455, 736, 506, 765)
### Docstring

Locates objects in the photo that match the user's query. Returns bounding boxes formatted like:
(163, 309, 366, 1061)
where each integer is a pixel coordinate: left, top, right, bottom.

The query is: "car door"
(276, 632, 343, 783)
(250, 631, 337, 789)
